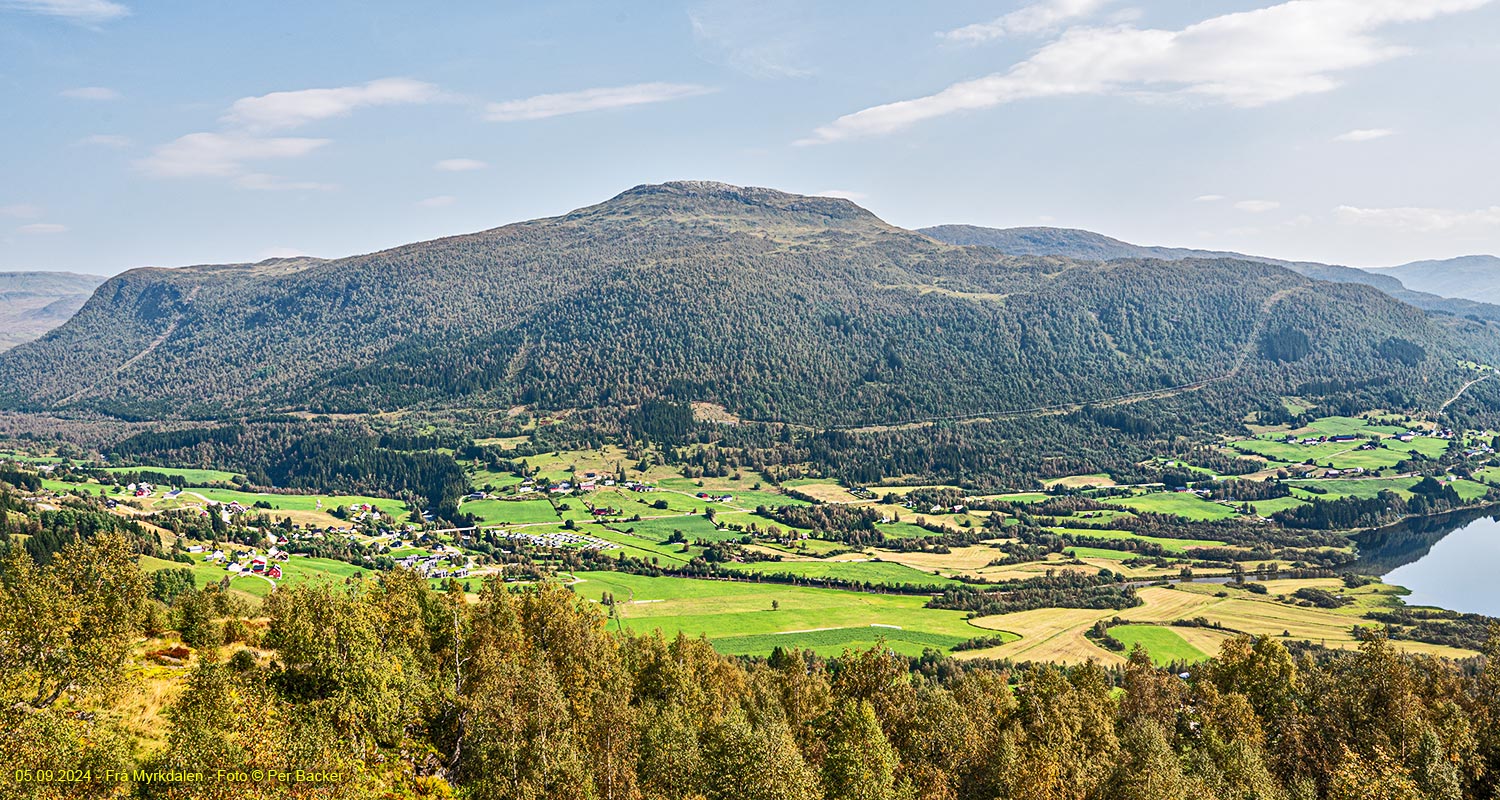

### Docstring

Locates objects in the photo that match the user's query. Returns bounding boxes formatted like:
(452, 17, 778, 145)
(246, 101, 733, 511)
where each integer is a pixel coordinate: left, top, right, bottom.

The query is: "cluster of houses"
(125, 481, 154, 498)
(193, 544, 290, 581)
(493, 474, 661, 498)
(695, 492, 735, 503)
(1463, 442, 1496, 460)
(395, 550, 471, 579)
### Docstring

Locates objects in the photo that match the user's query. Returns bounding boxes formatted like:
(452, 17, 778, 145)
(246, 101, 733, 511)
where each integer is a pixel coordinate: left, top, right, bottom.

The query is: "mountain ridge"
(919, 224, 1500, 323)
(1, 183, 1491, 426)
(0, 271, 108, 352)
(1368, 255, 1500, 306)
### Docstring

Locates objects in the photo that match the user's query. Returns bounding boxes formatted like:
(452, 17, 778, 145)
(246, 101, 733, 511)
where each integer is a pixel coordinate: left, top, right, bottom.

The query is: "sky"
(2, 0, 1498, 276)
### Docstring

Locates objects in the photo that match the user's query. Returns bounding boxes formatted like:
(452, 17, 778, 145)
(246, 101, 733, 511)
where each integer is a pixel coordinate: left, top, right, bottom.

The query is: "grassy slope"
(570, 571, 998, 657)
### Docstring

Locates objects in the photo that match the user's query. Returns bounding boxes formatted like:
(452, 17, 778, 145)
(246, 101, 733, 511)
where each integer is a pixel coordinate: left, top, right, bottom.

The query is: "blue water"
(1377, 515, 1500, 617)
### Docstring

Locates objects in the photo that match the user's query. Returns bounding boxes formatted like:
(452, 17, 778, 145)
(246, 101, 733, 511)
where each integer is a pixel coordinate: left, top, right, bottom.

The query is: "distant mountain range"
(0, 272, 107, 352)
(1, 182, 1492, 426)
(1367, 255, 1500, 306)
(919, 225, 1500, 324)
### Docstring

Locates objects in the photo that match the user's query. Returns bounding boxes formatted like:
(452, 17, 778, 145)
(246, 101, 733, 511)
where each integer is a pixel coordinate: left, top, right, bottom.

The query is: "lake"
(1355, 507, 1500, 617)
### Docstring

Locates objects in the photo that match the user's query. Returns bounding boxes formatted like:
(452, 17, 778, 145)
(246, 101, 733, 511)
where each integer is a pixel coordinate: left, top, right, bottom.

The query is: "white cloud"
(1335, 205, 1500, 232)
(18, 223, 67, 234)
(1, 0, 127, 23)
(941, 0, 1110, 43)
(1194, 194, 1225, 202)
(1235, 200, 1281, 213)
(78, 133, 131, 148)
(61, 86, 119, 100)
(812, 189, 867, 201)
(137, 132, 329, 179)
(434, 158, 487, 172)
(487, 83, 715, 122)
(417, 195, 456, 208)
(1, 203, 43, 218)
(224, 78, 442, 131)
(804, 0, 1493, 144)
(1333, 128, 1395, 142)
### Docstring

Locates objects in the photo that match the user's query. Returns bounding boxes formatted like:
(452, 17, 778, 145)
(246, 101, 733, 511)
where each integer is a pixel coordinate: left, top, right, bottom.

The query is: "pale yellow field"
(1044, 474, 1119, 488)
(790, 483, 872, 503)
(876, 544, 1009, 573)
(958, 580, 1477, 665)
(868, 484, 964, 496)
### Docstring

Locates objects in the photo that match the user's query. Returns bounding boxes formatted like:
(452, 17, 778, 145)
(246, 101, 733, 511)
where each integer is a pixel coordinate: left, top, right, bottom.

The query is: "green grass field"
(104, 466, 242, 483)
(1288, 476, 1490, 502)
(712, 627, 969, 658)
(591, 528, 700, 564)
(570, 571, 1000, 656)
(1248, 496, 1310, 516)
(1108, 625, 1211, 665)
(876, 521, 940, 539)
(653, 482, 810, 509)
(720, 559, 960, 589)
(1231, 439, 1352, 464)
(1383, 437, 1453, 459)
(1103, 492, 1238, 521)
(462, 498, 559, 524)
(170, 487, 407, 516)
(620, 514, 734, 541)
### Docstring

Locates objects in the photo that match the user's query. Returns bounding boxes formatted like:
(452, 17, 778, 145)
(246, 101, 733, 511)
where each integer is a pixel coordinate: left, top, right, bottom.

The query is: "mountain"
(1368, 255, 1500, 306)
(0, 271, 108, 352)
(920, 225, 1500, 323)
(0, 182, 1492, 425)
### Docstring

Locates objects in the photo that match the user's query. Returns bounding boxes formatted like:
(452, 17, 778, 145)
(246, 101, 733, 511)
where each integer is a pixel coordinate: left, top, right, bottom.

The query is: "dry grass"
(877, 544, 1008, 574)
(956, 581, 1478, 665)
(1045, 474, 1119, 488)
(789, 483, 871, 504)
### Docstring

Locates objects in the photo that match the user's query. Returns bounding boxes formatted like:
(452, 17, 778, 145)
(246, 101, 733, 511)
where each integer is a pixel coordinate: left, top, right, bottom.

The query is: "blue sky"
(3, 0, 1498, 275)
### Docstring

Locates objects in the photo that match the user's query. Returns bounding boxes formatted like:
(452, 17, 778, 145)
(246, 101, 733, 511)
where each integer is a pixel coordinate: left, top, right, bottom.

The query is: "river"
(1354, 506, 1500, 617)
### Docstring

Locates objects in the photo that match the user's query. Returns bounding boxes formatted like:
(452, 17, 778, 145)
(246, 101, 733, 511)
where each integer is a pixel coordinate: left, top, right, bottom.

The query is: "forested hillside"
(921, 225, 1500, 324)
(0, 183, 1492, 426)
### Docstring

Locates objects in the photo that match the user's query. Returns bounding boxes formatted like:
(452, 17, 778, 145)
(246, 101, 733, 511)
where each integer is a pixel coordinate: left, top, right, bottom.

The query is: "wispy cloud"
(803, 0, 1493, 144)
(1336, 205, 1500, 232)
(417, 195, 456, 208)
(18, 222, 67, 234)
(941, 0, 1110, 43)
(137, 132, 329, 180)
(142, 78, 440, 189)
(1, 203, 43, 218)
(688, 0, 814, 78)
(1235, 200, 1281, 213)
(1333, 128, 1396, 142)
(434, 158, 487, 172)
(61, 86, 119, 100)
(1, 0, 127, 23)
(487, 83, 714, 122)
(1194, 194, 1225, 202)
(224, 78, 442, 131)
